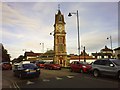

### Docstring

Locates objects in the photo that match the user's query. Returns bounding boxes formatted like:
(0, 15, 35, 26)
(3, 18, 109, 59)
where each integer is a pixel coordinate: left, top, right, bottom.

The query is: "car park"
(1, 62, 12, 70)
(44, 62, 61, 70)
(13, 63, 40, 79)
(70, 61, 92, 73)
(91, 59, 120, 79)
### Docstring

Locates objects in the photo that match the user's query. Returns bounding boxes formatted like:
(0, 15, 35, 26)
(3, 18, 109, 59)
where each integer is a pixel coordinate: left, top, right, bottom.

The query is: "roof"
(55, 10, 65, 24)
(92, 53, 113, 56)
(101, 46, 113, 52)
(70, 55, 95, 60)
(25, 51, 42, 57)
(114, 47, 120, 50)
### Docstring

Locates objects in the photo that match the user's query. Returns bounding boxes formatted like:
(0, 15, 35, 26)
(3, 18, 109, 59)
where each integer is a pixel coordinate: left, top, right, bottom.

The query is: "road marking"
(26, 80, 35, 85)
(14, 81, 20, 89)
(11, 81, 20, 90)
(42, 79, 50, 82)
(67, 75, 74, 79)
(56, 77, 63, 80)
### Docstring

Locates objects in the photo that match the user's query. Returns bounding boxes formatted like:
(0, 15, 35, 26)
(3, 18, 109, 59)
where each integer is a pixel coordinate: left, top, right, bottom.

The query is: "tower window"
(59, 16, 62, 21)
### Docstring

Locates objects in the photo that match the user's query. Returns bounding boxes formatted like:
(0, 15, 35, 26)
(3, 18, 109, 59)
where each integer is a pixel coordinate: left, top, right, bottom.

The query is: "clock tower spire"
(53, 8, 67, 67)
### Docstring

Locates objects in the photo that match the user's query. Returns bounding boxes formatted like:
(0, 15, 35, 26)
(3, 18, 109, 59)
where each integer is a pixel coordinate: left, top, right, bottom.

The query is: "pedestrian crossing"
(42, 75, 74, 82)
(26, 75, 75, 84)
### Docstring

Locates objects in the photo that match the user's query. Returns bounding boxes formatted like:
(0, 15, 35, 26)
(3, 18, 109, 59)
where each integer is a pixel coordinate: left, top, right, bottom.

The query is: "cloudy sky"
(1, 1, 119, 60)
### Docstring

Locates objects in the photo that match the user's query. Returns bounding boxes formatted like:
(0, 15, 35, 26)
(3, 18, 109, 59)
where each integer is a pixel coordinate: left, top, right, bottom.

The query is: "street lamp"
(68, 10, 81, 61)
(107, 35, 112, 50)
(40, 43, 44, 53)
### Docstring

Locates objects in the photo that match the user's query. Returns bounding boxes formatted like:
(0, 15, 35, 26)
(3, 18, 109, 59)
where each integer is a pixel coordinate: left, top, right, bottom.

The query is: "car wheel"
(36, 75, 40, 78)
(93, 70, 100, 77)
(59, 68, 61, 70)
(70, 68, 73, 72)
(117, 72, 120, 80)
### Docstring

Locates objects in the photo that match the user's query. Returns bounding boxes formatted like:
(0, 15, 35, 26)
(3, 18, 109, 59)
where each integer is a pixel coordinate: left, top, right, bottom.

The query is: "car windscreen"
(112, 60, 120, 66)
(22, 64, 37, 69)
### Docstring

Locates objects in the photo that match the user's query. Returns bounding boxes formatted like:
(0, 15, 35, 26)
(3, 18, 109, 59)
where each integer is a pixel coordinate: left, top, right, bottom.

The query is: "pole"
(42, 43, 44, 53)
(110, 36, 112, 50)
(84, 46, 86, 62)
(77, 10, 80, 62)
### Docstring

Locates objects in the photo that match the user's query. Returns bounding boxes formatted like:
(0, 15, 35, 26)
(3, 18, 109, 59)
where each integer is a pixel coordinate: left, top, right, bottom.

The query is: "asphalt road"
(2, 68, 120, 89)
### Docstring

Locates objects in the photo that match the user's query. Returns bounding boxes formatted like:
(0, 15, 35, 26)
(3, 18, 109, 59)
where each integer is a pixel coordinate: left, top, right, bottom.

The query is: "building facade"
(114, 47, 120, 59)
(53, 9, 68, 67)
(24, 51, 42, 61)
(92, 46, 113, 59)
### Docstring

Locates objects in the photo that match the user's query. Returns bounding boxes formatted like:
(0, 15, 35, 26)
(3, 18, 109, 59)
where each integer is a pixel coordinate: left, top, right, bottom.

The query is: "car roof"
(109, 59, 120, 61)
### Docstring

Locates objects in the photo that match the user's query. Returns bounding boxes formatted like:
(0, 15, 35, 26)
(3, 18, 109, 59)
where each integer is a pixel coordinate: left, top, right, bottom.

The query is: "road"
(2, 68, 120, 89)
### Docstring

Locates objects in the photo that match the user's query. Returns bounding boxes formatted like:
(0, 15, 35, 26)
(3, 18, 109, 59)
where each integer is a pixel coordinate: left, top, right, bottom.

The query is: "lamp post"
(68, 10, 80, 61)
(107, 35, 112, 50)
(40, 43, 44, 53)
(22, 49, 26, 60)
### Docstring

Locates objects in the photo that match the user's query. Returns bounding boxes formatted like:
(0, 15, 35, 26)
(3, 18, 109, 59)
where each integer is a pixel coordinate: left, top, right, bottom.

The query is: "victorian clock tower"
(53, 9, 67, 67)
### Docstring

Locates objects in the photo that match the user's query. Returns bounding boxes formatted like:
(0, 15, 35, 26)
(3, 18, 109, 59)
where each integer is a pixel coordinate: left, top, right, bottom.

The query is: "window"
(22, 64, 37, 69)
(59, 16, 62, 21)
(94, 60, 101, 65)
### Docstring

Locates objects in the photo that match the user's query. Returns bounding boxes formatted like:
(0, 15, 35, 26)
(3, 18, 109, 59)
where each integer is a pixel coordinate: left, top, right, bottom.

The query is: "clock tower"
(53, 9, 67, 67)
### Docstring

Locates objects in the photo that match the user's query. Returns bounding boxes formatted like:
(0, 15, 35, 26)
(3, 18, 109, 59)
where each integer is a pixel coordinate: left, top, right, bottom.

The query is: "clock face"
(58, 24, 63, 32)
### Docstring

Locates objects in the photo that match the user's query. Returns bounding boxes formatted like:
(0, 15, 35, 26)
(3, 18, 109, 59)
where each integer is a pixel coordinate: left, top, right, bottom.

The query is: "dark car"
(2, 62, 12, 70)
(36, 61, 45, 68)
(70, 61, 92, 73)
(44, 62, 61, 70)
(13, 63, 40, 79)
(91, 59, 120, 79)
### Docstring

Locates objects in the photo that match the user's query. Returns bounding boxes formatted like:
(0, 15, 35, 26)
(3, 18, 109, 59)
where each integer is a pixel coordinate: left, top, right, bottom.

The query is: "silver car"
(91, 59, 120, 79)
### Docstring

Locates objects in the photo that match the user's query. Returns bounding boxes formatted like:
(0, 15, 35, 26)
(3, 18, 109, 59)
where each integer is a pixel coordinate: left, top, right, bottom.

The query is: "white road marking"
(67, 75, 74, 79)
(14, 81, 20, 89)
(26, 80, 35, 85)
(56, 77, 63, 80)
(42, 79, 50, 82)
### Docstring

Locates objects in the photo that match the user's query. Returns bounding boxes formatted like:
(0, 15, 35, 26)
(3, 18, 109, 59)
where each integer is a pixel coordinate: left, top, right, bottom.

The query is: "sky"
(1, 1, 119, 60)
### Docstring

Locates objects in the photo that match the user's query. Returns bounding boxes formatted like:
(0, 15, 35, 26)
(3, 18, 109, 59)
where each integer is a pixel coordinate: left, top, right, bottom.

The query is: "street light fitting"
(68, 13, 72, 17)
(50, 31, 54, 35)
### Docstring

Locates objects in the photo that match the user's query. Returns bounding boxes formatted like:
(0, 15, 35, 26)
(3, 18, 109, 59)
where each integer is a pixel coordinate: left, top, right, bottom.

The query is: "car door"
(70, 62, 75, 71)
(103, 60, 117, 76)
(99, 60, 117, 76)
(74, 62, 81, 72)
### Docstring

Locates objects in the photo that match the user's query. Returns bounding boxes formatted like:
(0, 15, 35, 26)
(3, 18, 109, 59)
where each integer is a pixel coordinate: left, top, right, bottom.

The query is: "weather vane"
(58, 4, 60, 10)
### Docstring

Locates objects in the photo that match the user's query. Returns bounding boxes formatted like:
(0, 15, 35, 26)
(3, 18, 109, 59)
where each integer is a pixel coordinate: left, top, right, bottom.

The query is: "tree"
(1, 44, 10, 62)
(12, 55, 24, 63)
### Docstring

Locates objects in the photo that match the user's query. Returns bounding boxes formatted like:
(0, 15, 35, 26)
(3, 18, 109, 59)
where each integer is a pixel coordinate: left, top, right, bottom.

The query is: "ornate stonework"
(53, 10, 67, 67)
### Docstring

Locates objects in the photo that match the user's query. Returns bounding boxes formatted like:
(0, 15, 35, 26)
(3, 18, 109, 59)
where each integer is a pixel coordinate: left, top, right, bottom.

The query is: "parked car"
(2, 62, 12, 70)
(91, 59, 120, 79)
(36, 61, 45, 68)
(44, 62, 61, 70)
(13, 63, 40, 79)
(70, 61, 92, 73)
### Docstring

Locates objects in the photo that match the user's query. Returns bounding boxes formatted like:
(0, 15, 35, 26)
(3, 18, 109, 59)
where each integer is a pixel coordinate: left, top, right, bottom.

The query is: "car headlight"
(25, 69, 30, 72)
(36, 68, 40, 71)
(82, 65, 87, 68)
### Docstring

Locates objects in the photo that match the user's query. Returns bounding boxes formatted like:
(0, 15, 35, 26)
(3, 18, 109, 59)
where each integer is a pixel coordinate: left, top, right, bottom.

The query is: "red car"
(70, 61, 91, 73)
(36, 61, 45, 68)
(44, 62, 61, 70)
(2, 62, 12, 70)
